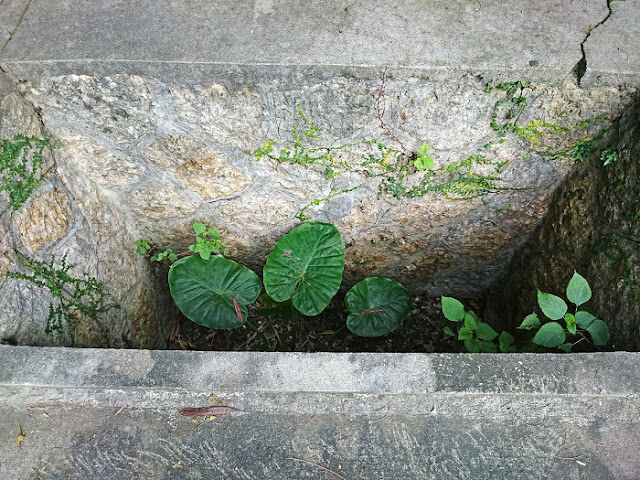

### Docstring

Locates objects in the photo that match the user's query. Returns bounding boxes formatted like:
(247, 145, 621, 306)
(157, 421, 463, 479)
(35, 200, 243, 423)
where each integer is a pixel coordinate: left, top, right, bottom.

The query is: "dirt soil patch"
(167, 294, 468, 353)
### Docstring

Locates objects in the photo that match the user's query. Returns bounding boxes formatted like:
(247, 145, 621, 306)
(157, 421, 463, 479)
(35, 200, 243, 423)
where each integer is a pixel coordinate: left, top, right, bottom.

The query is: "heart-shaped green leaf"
(263, 222, 344, 316)
(168, 255, 262, 329)
(566, 271, 592, 307)
(586, 319, 610, 346)
(537, 290, 568, 320)
(345, 277, 412, 337)
(441, 296, 465, 322)
(532, 322, 566, 348)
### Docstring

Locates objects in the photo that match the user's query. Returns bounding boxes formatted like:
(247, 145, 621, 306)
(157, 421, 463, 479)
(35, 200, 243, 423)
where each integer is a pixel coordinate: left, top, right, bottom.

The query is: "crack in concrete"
(0, 0, 34, 57)
(574, 0, 615, 86)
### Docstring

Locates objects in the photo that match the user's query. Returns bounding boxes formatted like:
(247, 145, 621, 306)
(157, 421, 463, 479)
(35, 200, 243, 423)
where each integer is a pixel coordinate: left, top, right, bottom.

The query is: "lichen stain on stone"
(0, 223, 16, 275)
(16, 187, 72, 253)
(144, 135, 249, 201)
(128, 185, 200, 220)
(63, 141, 144, 186)
(390, 197, 483, 231)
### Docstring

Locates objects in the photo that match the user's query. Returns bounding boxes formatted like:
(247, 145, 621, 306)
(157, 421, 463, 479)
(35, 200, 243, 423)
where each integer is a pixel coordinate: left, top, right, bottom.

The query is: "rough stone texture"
(582, 0, 640, 87)
(485, 94, 640, 351)
(0, 346, 639, 479)
(0, 0, 638, 347)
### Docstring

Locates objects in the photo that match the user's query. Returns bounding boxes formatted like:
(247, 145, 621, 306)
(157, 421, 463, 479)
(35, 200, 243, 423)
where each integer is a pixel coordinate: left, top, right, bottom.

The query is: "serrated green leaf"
(532, 322, 566, 348)
(193, 222, 206, 234)
(442, 326, 456, 337)
(441, 296, 465, 322)
(498, 330, 515, 346)
(475, 322, 499, 341)
(464, 312, 478, 330)
(537, 291, 568, 320)
(567, 323, 577, 335)
(458, 326, 473, 340)
(518, 313, 541, 330)
(345, 278, 412, 337)
(566, 271, 592, 306)
(575, 310, 597, 329)
(464, 338, 481, 353)
(586, 319, 610, 346)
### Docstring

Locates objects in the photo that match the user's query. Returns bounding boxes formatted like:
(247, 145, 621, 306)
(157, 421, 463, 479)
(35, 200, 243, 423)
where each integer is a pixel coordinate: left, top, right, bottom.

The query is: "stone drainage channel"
(1, 0, 640, 477)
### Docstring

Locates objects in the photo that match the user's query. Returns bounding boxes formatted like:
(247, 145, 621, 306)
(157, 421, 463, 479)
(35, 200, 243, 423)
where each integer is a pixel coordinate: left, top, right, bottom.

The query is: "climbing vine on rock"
(7, 253, 104, 334)
(0, 134, 53, 216)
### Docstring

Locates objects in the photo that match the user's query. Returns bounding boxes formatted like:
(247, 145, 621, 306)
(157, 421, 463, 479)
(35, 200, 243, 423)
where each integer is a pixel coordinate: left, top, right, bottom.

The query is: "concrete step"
(1, 345, 639, 479)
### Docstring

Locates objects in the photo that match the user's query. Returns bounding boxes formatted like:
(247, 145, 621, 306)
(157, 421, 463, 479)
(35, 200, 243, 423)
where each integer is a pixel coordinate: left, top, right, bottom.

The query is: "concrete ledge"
(1, 0, 639, 86)
(1, 346, 639, 479)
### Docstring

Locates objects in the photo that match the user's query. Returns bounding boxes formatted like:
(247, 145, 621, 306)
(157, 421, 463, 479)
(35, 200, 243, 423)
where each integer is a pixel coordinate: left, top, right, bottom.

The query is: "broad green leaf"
(458, 326, 473, 340)
(263, 222, 344, 316)
(479, 340, 498, 353)
(193, 221, 206, 234)
(168, 255, 262, 329)
(566, 271, 592, 306)
(442, 326, 456, 337)
(537, 291, 568, 320)
(464, 312, 478, 330)
(586, 319, 610, 346)
(464, 338, 481, 353)
(475, 322, 499, 341)
(532, 322, 566, 348)
(518, 313, 541, 330)
(441, 296, 465, 322)
(345, 278, 412, 337)
(575, 310, 597, 329)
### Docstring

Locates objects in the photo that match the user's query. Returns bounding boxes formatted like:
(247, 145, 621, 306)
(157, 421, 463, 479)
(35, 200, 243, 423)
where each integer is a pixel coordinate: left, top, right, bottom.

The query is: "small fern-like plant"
(7, 253, 104, 333)
(0, 135, 52, 215)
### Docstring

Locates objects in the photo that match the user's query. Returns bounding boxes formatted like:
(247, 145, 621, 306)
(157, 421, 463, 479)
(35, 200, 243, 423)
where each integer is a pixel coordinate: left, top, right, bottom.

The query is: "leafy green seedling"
(413, 143, 434, 171)
(518, 271, 609, 351)
(345, 277, 412, 337)
(441, 297, 509, 353)
(189, 221, 227, 260)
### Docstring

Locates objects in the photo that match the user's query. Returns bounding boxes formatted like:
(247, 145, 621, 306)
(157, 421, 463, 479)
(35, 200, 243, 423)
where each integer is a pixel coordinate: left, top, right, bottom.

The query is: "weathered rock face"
(0, 65, 635, 348)
(0, 0, 638, 348)
(485, 94, 640, 351)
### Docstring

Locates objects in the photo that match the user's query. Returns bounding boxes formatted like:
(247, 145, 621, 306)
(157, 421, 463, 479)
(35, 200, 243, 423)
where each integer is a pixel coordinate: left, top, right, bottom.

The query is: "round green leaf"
(537, 290, 568, 320)
(532, 322, 566, 348)
(586, 319, 610, 346)
(263, 222, 344, 316)
(168, 255, 262, 329)
(345, 277, 412, 337)
(566, 271, 592, 307)
(441, 296, 465, 322)
(193, 221, 206, 234)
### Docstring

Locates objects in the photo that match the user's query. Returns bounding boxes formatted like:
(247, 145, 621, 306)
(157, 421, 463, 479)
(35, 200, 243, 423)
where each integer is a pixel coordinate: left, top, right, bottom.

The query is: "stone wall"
(485, 94, 640, 351)
(0, 0, 638, 348)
